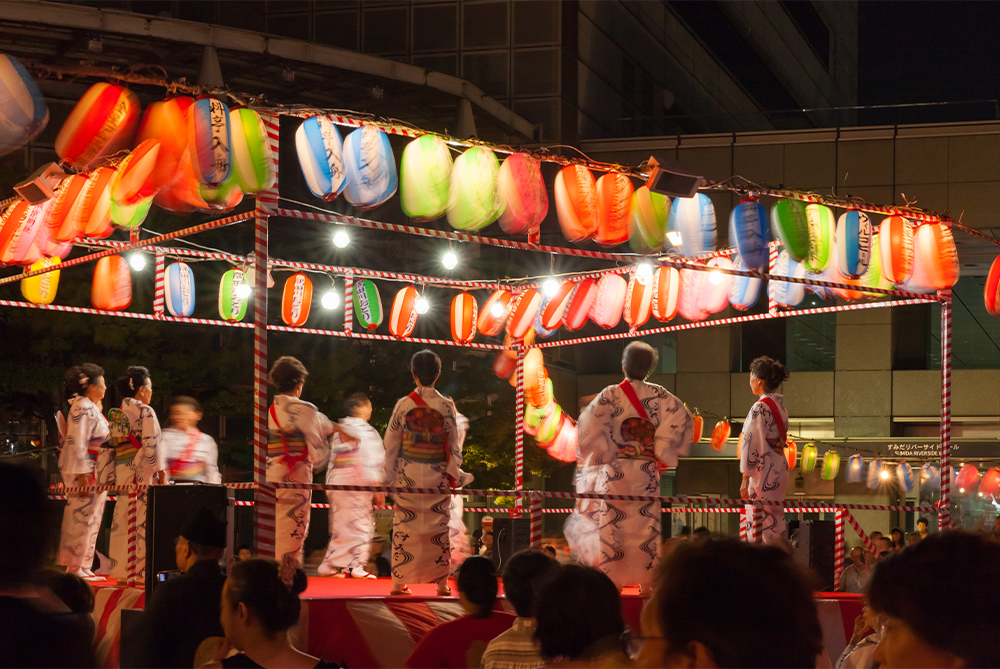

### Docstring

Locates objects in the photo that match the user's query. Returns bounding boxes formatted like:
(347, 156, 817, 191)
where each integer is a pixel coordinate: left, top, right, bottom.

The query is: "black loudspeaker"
(492, 518, 530, 574)
(119, 609, 145, 669)
(145, 485, 234, 602)
(795, 519, 836, 590)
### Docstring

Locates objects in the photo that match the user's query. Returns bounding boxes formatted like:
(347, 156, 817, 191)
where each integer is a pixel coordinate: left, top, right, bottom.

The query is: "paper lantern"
(985, 256, 1000, 316)
(56, 82, 139, 170)
(188, 96, 232, 186)
(554, 165, 599, 243)
(48, 174, 89, 242)
(678, 265, 709, 323)
(913, 223, 959, 290)
(110, 196, 153, 229)
(878, 216, 914, 284)
(295, 115, 346, 201)
(164, 262, 195, 317)
(691, 409, 703, 443)
(629, 186, 668, 252)
(729, 199, 770, 271)
(498, 153, 547, 235)
(218, 268, 249, 322)
(68, 166, 116, 240)
(594, 172, 634, 247)
(702, 257, 733, 314)
(92, 255, 132, 311)
(729, 255, 762, 311)
(21, 257, 60, 305)
(564, 279, 598, 331)
(0, 201, 26, 256)
(546, 420, 578, 463)
(821, 450, 840, 481)
(860, 234, 894, 297)
(353, 279, 383, 330)
(540, 280, 575, 331)
(710, 420, 730, 452)
(536, 404, 564, 446)
(845, 455, 864, 483)
(785, 440, 798, 470)
(32, 217, 71, 260)
(768, 251, 807, 308)
(0, 200, 43, 266)
(281, 273, 314, 328)
(450, 292, 478, 343)
(668, 193, 716, 257)
(978, 467, 1000, 497)
(652, 267, 680, 322)
(342, 125, 398, 210)
(507, 289, 543, 339)
(137, 96, 194, 192)
(524, 400, 548, 437)
(478, 289, 513, 337)
(154, 145, 209, 213)
(533, 297, 557, 338)
(388, 285, 419, 338)
(921, 463, 940, 489)
(955, 464, 980, 491)
(588, 274, 627, 329)
(110, 139, 163, 206)
(897, 462, 915, 493)
(493, 350, 516, 380)
(801, 443, 818, 473)
(229, 107, 274, 194)
(866, 459, 884, 489)
(400, 134, 452, 220)
(448, 146, 504, 230)
(0, 54, 48, 157)
(770, 199, 810, 262)
(198, 179, 244, 213)
(836, 209, 872, 279)
(623, 273, 652, 330)
(804, 204, 835, 272)
(899, 238, 938, 295)
(523, 348, 549, 406)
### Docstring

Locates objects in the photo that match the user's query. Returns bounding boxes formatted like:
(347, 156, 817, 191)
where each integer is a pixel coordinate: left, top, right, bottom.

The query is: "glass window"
(462, 1, 508, 49)
(269, 0, 311, 13)
(785, 308, 836, 372)
(512, 98, 560, 142)
(928, 275, 1000, 369)
(412, 53, 459, 77)
(513, 0, 560, 46)
(512, 48, 560, 97)
(267, 12, 311, 41)
(364, 7, 408, 55)
(219, 0, 265, 32)
(412, 3, 457, 52)
(315, 10, 360, 51)
(462, 51, 508, 98)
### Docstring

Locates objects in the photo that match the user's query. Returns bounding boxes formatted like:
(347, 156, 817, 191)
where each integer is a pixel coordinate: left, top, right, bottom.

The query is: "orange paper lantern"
(91, 255, 132, 310)
(652, 267, 680, 322)
(56, 82, 140, 170)
(710, 419, 731, 452)
(554, 165, 599, 243)
(540, 280, 575, 331)
(281, 273, 313, 327)
(137, 96, 194, 193)
(914, 223, 959, 290)
(564, 278, 599, 331)
(48, 174, 89, 242)
(70, 167, 116, 239)
(507, 289, 543, 340)
(523, 348, 549, 406)
(594, 172, 634, 247)
(451, 292, 478, 343)
(691, 409, 703, 443)
(0, 200, 42, 266)
(623, 273, 652, 329)
(878, 215, 914, 284)
(478, 289, 513, 337)
(389, 285, 419, 338)
(110, 139, 163, 206)
(784, 439, 798, 470)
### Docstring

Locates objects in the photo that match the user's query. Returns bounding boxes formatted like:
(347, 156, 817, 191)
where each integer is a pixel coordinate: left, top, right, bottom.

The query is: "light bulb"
(960, 487, 966, 493)
(666, 230, 682, 246)
(709, 270, 723, 285)
(415, 296, 429, 314)
(880, 470, 889, 480)
(636, 262, 654, 282)
(333, 229, 350, 248)
(128, 252, 146, 271)
(321, 290, 340, 310)
(979, 492, 984, 497)
(442, 250, 458, 270)
(543, 278, 559, 296)
(235, 283, 252, 299)
(491, 301, 505, 317)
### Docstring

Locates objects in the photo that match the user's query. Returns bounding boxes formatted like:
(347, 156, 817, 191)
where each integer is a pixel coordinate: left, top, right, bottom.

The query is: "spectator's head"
(916, 517, 929, 533)
(678, 526, 691, 540)
(456, 555, 498, 617)
(117, 365, 151, 403)
(502, 550, 560, 619)
(890, 527, 904, 546)
(536, 565, 626, 661)
(411, 349, 441, 387)
(748, 356, 789, 394)
(237, 545, 253, 561)
(875, 537, 894, 559)
(343, 392, 372, 421)
(268, 356, 308, 394)
(36, 569, 95, 614)
(622, 341, 658, 381)
(482, 531, 494, 548)
(0, 460, 52, 589)
(869, 532, 1000, 668)
(65, 363, 105, 402)
(850, 546, 865, 567)
(222, 558, 308, 648)
(542, 545, 557, 559)
(169, 396, 202, 431)
(907, 532, 921, 547)
(655, 537, 822, 668)
(692, 526, 711, 542)
(176, 507, 226, 572)
(871, 531, 884, 543)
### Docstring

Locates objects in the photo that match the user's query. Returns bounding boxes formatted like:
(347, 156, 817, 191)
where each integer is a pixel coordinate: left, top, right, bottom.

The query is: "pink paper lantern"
(588, 274, 627, 329)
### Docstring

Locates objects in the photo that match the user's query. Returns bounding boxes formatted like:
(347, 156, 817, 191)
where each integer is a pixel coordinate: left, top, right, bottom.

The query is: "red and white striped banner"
(152, 252, 165, 317)
(938, 288, 953, 530)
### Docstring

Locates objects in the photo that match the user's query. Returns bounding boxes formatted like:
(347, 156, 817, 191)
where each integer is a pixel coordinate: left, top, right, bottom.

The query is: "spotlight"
(542, 278, 559, 296)
(443, 250, 458, 270)
(333, 229, 350, 248)
(880, 470, 890, 481)
(321, 290, 340, 310)
(235, 282, 252, 299)
(636, 262, 654, 283)
(128, 252, 146, 271)
(708, 270, 723, 285)
(415, 296, 429, 314)
(491, 301, 505, 317)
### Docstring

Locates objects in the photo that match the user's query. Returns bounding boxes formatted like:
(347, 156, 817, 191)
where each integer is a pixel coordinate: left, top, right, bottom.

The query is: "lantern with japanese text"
(678, 264, 709, 322)
(770, 199, 810, 262)
(0, 201, 26, 257)
(296, 115, 346, 201)
(56, 82, 139, 170)
(589, 274, 627, 329)
(730, 199, 770, 271)
(540, 280, 575, 331)
(897, 462, 915, 493)
(32, 216, 71, 260)
(629, 186, 668, 252)
(710, 420, 730, 452)
(652, 266, 680, 322)
(955, 464, 980, 491)
(914, 223, 959, 289)
(804, 204, 835, 272)
(821, 450, 840, 480)
(450, 292, 478, 343)
(703, 257, 733, 314)
(846, 454, 864, 483)
(164, 262, 195, 318)
(188, 96, 231, 187)
(836, 209, 872, 278)
(866, 459, 884, 489)
(282, 273, 313, 327)
(229, 107, 274, 194)
(0, 200, 43, 266)
(921, 463, 940, 488)
(400, 134, 452, 221)
(564, 278, 598, 331)
(388, 285, 419, 338)
(20, 257, 60, 305)
(507, 289, 542, 339)
(110, 139, 163, 206)
(218, 268, 249, 322)
(878, 216, 914, 284)
(668, 193, 716, 257)
(448, 146, 503, 230)
(594, 172, 634, 247)
(623, 273, 652, 329)
(69, 166, 116, 239)
(498, 153, 548, 236)
(978, 467, 1000, 498)
(768, 251, 807, 308)
(555, 165, 599, 243)
(801, 443, 818, 472)
(523, 348, 548, 406)
(860, 235, 894, 297)
(353, 279, 383, 330)
(729, 255, 762, 311)
(343, 125, 398, 210)
(478, 289, 513, 337)
(0, 54, 48, 157)
(92, 255, 132, 311)
(137, 96, 194, 192)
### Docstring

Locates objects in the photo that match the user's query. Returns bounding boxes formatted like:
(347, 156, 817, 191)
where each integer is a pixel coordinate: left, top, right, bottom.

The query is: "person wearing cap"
(138, 507, 228, 669)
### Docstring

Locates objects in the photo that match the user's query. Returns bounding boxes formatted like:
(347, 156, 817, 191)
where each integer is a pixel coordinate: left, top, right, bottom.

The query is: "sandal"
(349, 569, 377, 580)
(436, 586, 452, 596)
(390, 587, 412, 595)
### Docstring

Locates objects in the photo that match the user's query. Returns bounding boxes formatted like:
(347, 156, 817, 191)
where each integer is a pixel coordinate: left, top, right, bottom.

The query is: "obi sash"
(108, 408, 139, 464)
(168, 430, 207, 481)
(401, 391, 449, 464)
(616, 380, 657, 461)
(267, 404, 309, 467)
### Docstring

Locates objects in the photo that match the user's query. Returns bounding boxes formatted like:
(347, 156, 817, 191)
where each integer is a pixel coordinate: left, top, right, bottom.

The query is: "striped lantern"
(821, 450, 840, 480)
(536, 404, 564, 445)
(523, 349, 548, 407)
(652, 267, 680, 322)
(353, 279, 383, 330)
(69, 166, 116, 240)
(533, 297, 557, 338)
(629, 186, 669, 253)
(668, 193, 716, 258)
(342, 125, 398, 210)
(527, 381, 554, 422)
(770, 199, 810, 262)
(0, 201, 27, 257)
(55, 82, 140, 170)
(20, 256, 60, 305)
(540, 280, 575, 331)
(155, 146, 209, 213)
(862, 235, 894, 297)
(678, 264, 709, 323)
(229, 107, 274, 194)
(921, 463, 940, 488)
(478, 289, 513, 337)
(164, 261, 196, 317)
(498, 153, 548, 236)
(493, 350, 516, 381)
(507, 289, 542, 339)
(804, 204, 835, 272)
(0, 200, 43, 266)
(702, 257, 733, 314)
(295, 115, 346, 201)
(218, 268, 249, 322)
(955, 464, 980, 491)
(986, 256, 1000, 316)
(546, 419, 578, 463)
(836, 209, 872, 278)
(768, 250, 807, 308)
(800, 443, 818, 472)
(878, 216, 914, 284)
(0, 54, 48, 157)
(554, 165, 599, 243)
(978, 467, 1000, 497)
(282, 273, 314, 327)
(913, 223, 959, 289)
(589, 274, 627, 329)
(897, 462, 915, 493)
(866, 458, 884, 490)
(899, 239, 938, 295)
(623, 273, 652, 329)
(188, 96, 232, 187)
(785, 440, 798, 470)
(846, 454, 864, 483)
(110, 196, 153, 229)
(450, 292, 478, 343)
(49, 174, 90, 242)
(388, 285, 419, 338)
(524, 401, 547, 437)
(198, 179, 244, 213)
(729, 199, 770, 271)
(137, 96, 194, 194)
(594, 172, 634, 247)
(564, 278, 599, 331)
(110, 139, 163, 206)
(448, 146, 504, 231)
(31, 217, 71, 260)
(729, 255, 761, 311)
(401, 134, 452, 221)
(92, 255, 132, 311)
(710, 420, 730, 452)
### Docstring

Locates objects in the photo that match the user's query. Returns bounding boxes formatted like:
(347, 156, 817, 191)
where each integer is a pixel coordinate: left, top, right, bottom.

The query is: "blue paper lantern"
(836, 209, 873, 278)
(728, 254, 761, 311)
(668, 193, 716, 258)
(921, 463, 941, 489)
(342, 125, 398, 210)
(768, 250, 807, 308)
(533, 296, 556, 338)
(867, 458, 885, 490)
(847, 454, 864, 483)
(729, 199, 770, 271)
(295, 115, 346, 201)
(0, 54, 48, 157)
(189, 97, 232, 187)
(164, 262, 195, 317)
(897, 462, 915, 492)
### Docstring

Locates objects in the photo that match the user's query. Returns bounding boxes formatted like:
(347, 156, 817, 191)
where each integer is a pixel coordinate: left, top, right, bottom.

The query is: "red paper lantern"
(986, 256, 1000, 317)
(91, 255, 132, 311)
(198, 180, 244, 213)
(0, 201, 27, 255)
(914, 223, 959, 290)
(623, 273, 652, 329)
(389, 286, 419, 338)
(48, 174, 88, 242)
(594, 172, 634, 247)
(540, 280, 575, 331)
(110, 139, 163, 206)
(56, 82, 140, 170)
(507, 289, 542, 340)
(493, 350, 516, 380)
(523, 348, 549, 407)
(691, 409, 703, 443)
(281, 273, 313, 327)
(564, 278, 599, 331)
(878, 216, 914, 284)
(498, 153, 548, 236)
(554, 165, 599, 243)
(956, 464, 980, 491)
(978, 467, 1000, 497)
(652, 267, 680, 322)
(478, 289, 513, 337)
(710, 419, 731, 452)
(451, 292, 478, 343)
(137, 96, 194, 194)
(784, 439, 798, 470)
(588, 274, 627, 329)
(0, 200, 45, 266)
(70, 167, 116, 239)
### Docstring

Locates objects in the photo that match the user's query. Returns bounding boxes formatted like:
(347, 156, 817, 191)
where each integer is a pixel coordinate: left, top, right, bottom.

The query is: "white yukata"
(383, 386, 464, 589)
(268, 394, 333, 565)
(159, 427, 222, 483)
(58, 396, 111, 574)
(740, 393, 790, 544)
(564, 452, 602, 567)
(108, 397, 163, 580)
(321, 416, 386, 573)
(578, 379, 693, 592)
(449, 468, 475, 575)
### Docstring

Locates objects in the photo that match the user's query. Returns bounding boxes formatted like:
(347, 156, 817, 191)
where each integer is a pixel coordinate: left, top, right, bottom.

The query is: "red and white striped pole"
(529, 491, 543, 548)
(514, 347, 525, 519)
(253, 207, 275, 559)
(834, 510, 845, 590)
(939, 288, 953, 530)
(844, 510, 878, 555)
(126, 484, 138, 586)
(751, 501, 763, 543)
(344, 271, 354, 335)
(153, 252, 165, 317)
(739, 508, 748, 542)
(767, 246, 779, 315)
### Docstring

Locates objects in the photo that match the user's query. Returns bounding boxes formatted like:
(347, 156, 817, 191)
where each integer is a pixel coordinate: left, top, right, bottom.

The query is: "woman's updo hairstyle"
(65, 363, 104, 397)
(749, 356, 789, 392)
(268, 356, 308, 393)
(226, 558, 308, 635)
(117, 366, 150, 399)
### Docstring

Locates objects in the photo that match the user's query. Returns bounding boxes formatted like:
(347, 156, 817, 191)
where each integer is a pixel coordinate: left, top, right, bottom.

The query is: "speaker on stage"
(492, 517, 530, 574)
(794, 519, 835, 590)
(145, 485, 234, 602)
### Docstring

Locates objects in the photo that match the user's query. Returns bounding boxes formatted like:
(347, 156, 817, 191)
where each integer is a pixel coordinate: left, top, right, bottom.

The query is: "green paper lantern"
(218, 268, 249, 322)
(804, 204, 834, 272)
(447, 146, 504, 231)
(821, 449, 840, 481)
(629, 185, 669, 252)
(401, 134, 453, 221)
(801, 443, 818, 472)
(110, 195, 152, 229)
(353, 279, 383, 331)
(771, 199, 810, 262)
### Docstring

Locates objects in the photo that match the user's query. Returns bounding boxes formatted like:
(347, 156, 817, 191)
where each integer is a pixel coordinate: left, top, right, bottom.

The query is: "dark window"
(512, 48, 559, 97)
(315, 10, 360, 51)
(513, 0, 560, 46)
(512, 98, 560, 142)
(463, 51, 508, 98)
(463, 1, 508, 49)
(219, 0, 266, 32)
(267, 12, 311, 41)
(363, 7, 408, 54)
(268, 0, 311, 13)
(412, 53, 459, 77)
(779, 0, 830, 69)
(176, 1, 217, 23)
(412, 3, 457, 52)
